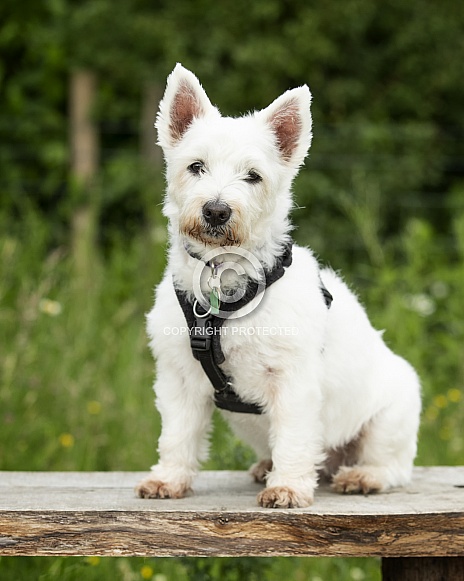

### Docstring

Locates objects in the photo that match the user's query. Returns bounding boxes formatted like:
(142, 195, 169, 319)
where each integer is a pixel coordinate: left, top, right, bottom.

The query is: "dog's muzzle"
(202, 201, 231, 227)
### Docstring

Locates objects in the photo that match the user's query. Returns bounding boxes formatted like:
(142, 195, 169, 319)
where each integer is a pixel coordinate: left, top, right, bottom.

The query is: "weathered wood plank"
(0, 467, 463, 557)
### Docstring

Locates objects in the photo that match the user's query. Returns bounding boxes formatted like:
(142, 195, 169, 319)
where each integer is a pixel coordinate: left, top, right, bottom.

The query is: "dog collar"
(175, 242, 332, 415)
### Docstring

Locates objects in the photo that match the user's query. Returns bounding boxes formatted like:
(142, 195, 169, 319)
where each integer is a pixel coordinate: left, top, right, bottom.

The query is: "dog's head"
(156, 64, 312, 253)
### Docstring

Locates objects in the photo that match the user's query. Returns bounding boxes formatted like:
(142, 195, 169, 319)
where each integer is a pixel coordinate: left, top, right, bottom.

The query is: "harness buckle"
(190, 316, 213, 352)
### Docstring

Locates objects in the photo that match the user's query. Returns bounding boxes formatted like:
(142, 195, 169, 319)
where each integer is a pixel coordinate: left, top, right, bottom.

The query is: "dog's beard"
(180, 217, 243, 247)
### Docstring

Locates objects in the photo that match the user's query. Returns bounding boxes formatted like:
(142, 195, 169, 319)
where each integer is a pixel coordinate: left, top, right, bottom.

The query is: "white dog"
(136, 64, 421, 508)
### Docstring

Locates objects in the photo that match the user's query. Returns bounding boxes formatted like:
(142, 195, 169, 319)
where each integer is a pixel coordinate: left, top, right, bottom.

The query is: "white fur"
(136, 64, 421, 508)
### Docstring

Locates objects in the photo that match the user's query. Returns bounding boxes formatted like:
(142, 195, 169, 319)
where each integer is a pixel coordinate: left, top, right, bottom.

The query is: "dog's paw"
(257, 486, 313, 508)
(331, 466, 383, 495)
(250, 459, 273, 483)
(135, 478, 190, 499)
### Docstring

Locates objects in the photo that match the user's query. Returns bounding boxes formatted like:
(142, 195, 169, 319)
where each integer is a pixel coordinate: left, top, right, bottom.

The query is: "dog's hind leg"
(222, 412, 273, 483)
(250, 459, 273, 483)
(332, 360, 421, 494)
(331, 416, 417, 494)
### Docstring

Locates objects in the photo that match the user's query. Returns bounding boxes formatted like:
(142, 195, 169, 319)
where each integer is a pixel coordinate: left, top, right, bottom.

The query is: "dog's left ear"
(257, 86, 312, 167)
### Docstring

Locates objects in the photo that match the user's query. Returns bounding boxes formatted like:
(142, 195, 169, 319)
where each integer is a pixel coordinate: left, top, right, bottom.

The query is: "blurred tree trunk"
(140, 81, 163, 170)
(69, 70, 99, 283)
(139, 81, 167, 274)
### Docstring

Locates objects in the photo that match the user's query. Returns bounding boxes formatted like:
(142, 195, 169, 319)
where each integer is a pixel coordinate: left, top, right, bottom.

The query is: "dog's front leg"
(136, 362, 214, 499)
(257, 372, 324, 508)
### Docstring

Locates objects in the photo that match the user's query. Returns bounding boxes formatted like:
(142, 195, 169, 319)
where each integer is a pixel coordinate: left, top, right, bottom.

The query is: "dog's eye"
(188, 161, 205, 175)
(245, 170, 262, 184)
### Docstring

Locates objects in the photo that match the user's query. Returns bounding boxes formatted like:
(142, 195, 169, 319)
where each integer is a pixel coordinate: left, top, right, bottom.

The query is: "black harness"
(175, 243, 332, 415)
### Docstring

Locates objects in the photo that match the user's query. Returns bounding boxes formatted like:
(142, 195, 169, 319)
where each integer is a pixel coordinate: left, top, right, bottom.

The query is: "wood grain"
(0, 467, 463, 557)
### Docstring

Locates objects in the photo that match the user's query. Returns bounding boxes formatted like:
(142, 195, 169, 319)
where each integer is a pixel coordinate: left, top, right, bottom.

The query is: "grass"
(0, 200, 463, 580)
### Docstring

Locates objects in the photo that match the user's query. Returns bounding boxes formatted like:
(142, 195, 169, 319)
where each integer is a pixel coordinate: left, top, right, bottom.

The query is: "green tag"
(210, 288, 220, 315)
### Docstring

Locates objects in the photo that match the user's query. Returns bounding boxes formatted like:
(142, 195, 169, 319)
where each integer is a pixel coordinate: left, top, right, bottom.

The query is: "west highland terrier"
(136, 64, 421, 508)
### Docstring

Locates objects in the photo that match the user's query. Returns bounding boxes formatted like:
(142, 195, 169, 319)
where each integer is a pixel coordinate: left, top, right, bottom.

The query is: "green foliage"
(0, 555, 382, 581)
(0, 218, 159, 472)
(1, 0, 464, 252)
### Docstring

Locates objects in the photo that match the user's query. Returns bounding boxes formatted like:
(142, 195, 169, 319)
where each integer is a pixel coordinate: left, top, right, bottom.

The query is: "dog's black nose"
(202, 201, 232, 227)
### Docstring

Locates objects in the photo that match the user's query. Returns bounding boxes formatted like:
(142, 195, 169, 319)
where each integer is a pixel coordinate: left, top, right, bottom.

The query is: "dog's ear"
(156, 64, 219, 149)
(257, 86, 312, 167)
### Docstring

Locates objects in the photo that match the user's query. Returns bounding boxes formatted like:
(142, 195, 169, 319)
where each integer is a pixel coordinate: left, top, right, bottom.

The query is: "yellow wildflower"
(59, 433, 75, 448)
(447, 388, 461, 403)
(140, 565, 154, 580)
(87, 401, 102, 415)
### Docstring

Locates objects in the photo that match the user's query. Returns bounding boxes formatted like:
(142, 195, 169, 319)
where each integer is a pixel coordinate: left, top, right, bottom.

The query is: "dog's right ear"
(156, 64, 219, 149)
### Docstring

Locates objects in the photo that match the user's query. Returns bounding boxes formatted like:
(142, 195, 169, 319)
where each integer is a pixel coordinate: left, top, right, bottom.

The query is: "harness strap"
(175, 243, 333, 414)
(320, 276, 333, 309)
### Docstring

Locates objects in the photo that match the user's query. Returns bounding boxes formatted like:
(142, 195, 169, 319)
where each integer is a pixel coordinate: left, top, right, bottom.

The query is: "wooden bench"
(1, 467, 463, 580)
